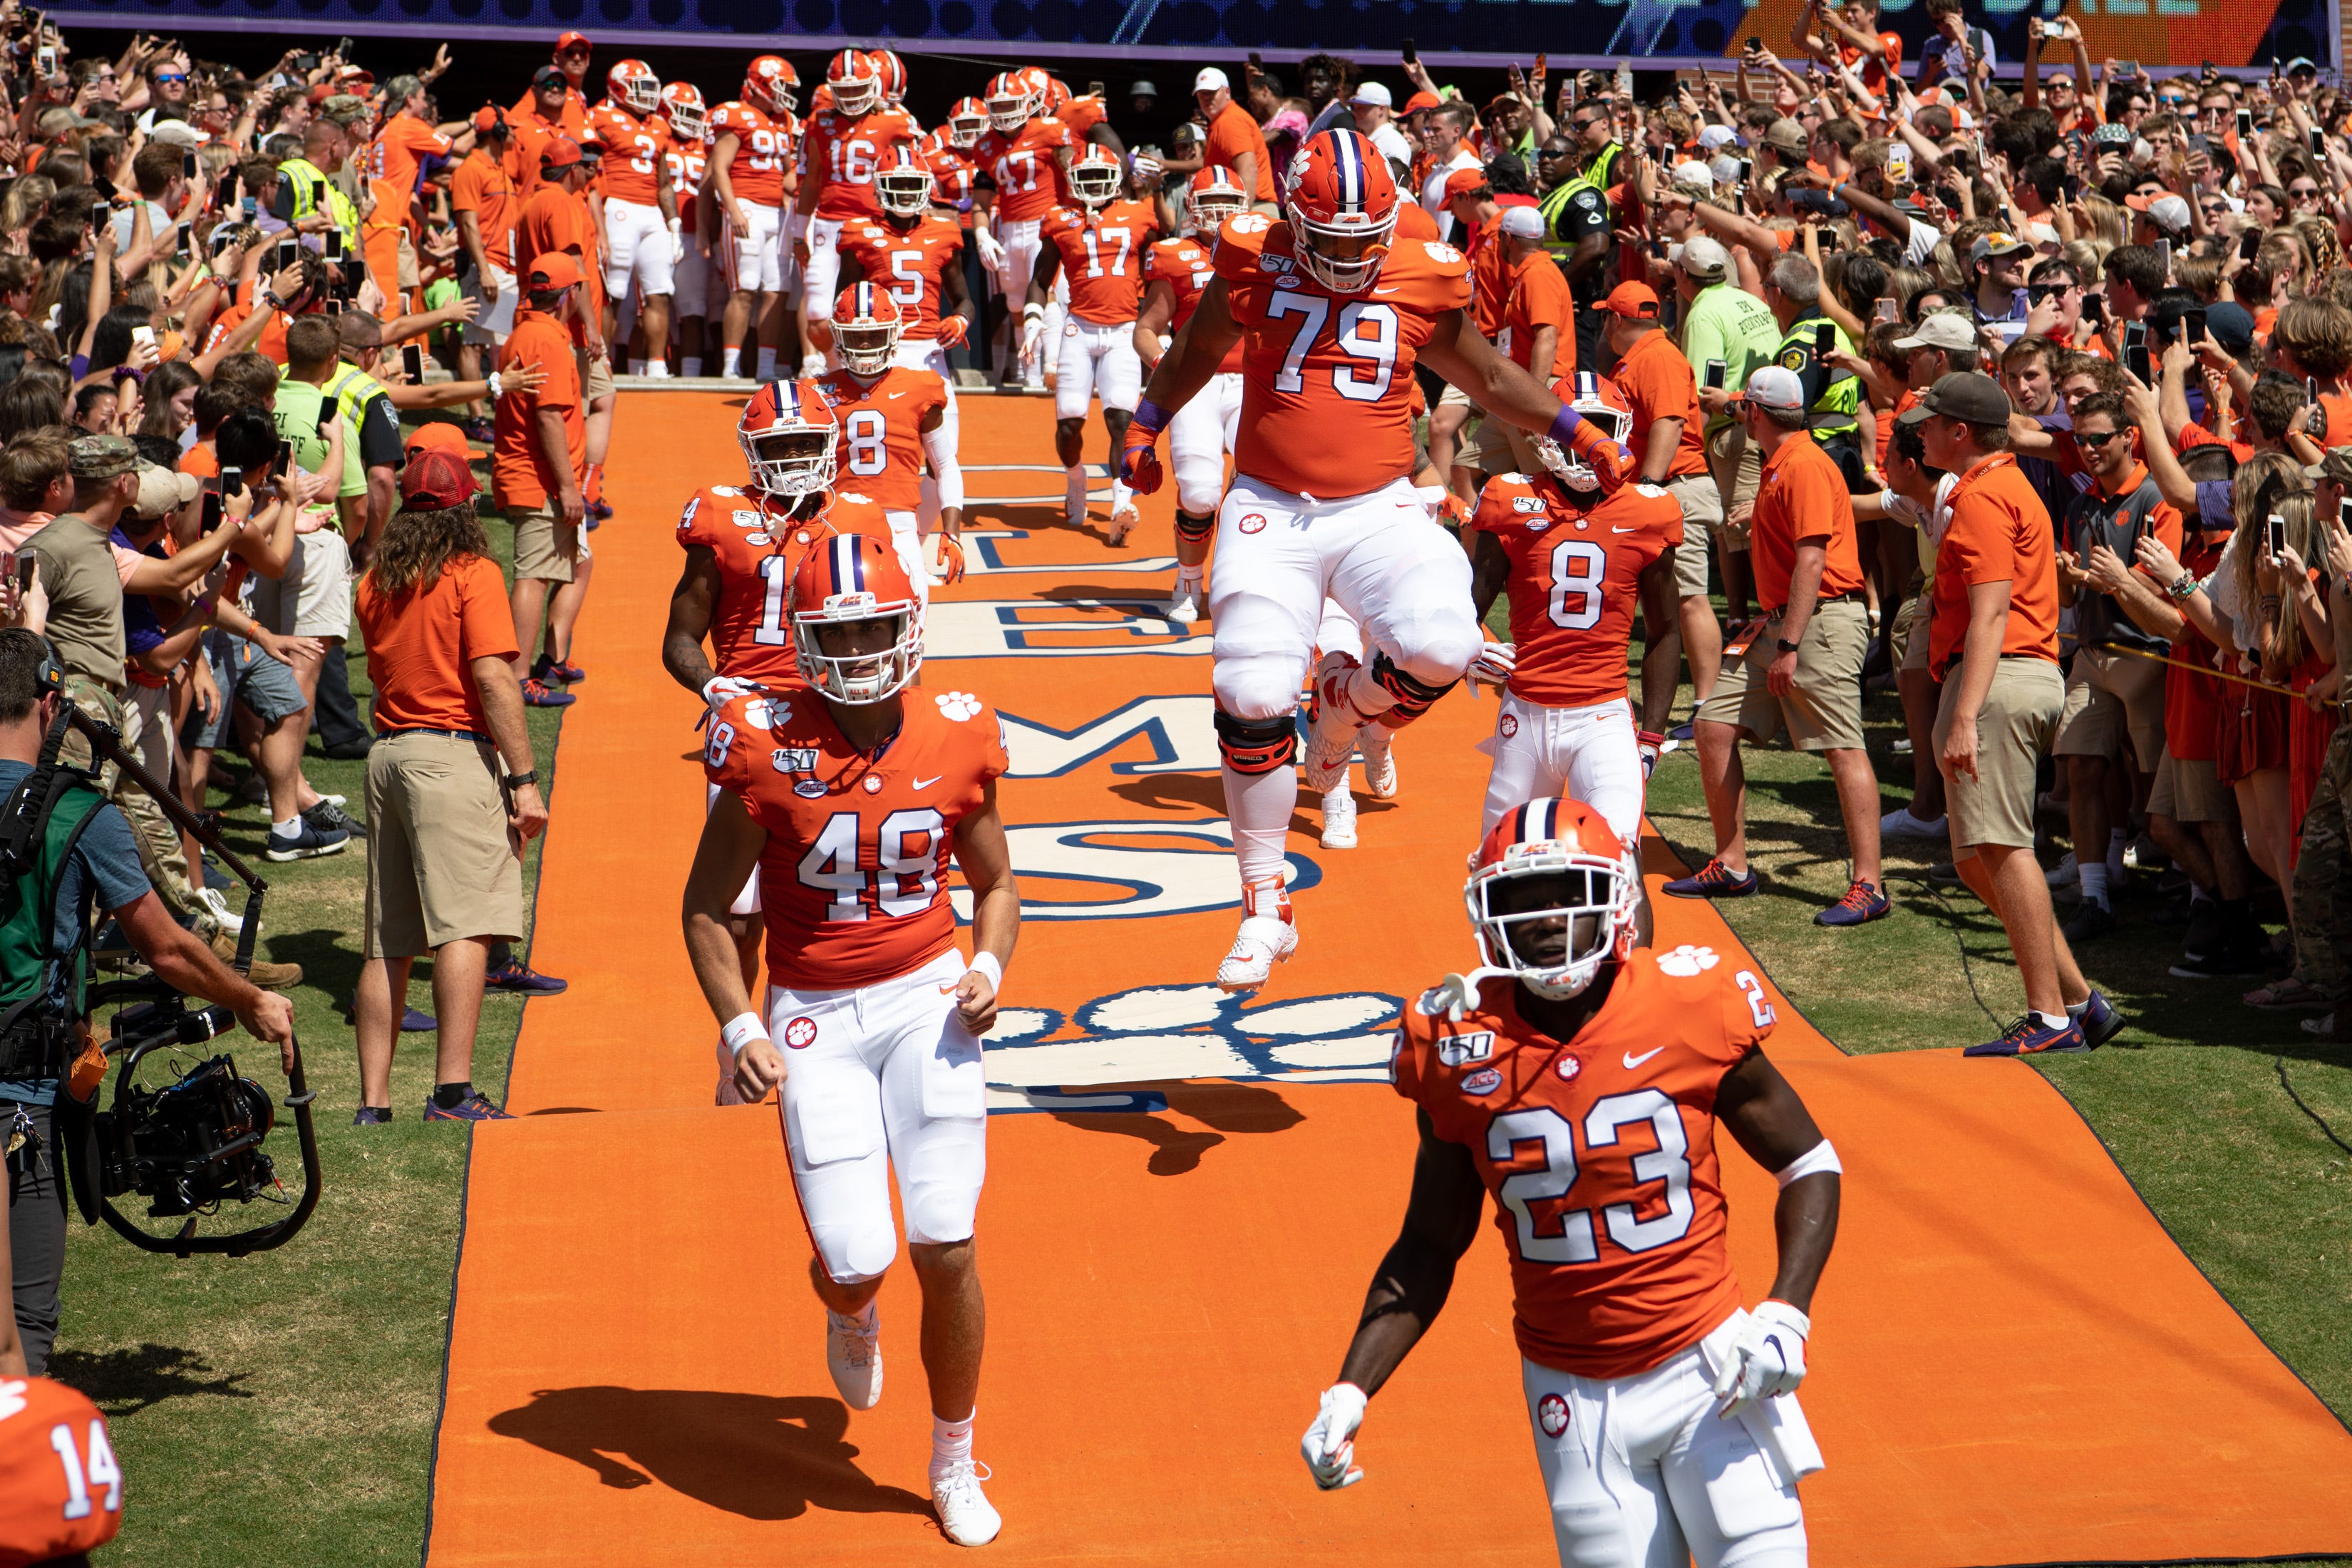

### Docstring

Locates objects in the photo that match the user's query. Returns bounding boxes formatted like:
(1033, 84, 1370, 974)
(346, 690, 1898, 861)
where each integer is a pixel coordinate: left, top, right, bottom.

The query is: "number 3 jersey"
(1391, 949, 1776, 1380)
(1213, 213, 1471, 502)
(1474, 472, 1683, 709)
(675, 485, 893, 688)
(703, 688, 1009, 991)
(813, 366, 950, 512)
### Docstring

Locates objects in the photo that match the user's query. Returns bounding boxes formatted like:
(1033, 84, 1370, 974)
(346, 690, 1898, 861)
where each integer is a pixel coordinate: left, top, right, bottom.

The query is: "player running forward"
(817, 284, 962, 587)
(1120, 127, 1592, 992)
(1301, 797, 1841, 1567)
(664, 381, 898, 1100)
(1029, 145, 1159, 541)
(661, 83, 713, 376)
(708, 56, 798, 382)
(1133, 165, 1252, 619)
(1468, 374, 1681, 846)
(587, 59, 681, 376)
(683, 533, 1018, 1549)
(795, 49, 922, 377)
(973, 68, 1075, 389)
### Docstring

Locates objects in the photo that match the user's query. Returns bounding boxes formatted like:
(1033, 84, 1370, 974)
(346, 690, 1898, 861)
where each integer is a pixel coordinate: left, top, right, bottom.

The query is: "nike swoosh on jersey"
(1623, 1046, 1666, 1070)
(912, 775, 942, 789)
(1611, 525, 1639, 533)
(887, 391, 908, 398)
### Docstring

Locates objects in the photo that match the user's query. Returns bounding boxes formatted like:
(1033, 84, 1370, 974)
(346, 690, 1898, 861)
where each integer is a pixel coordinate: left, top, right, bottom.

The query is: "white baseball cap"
(1370, 123, 1415, 169)
(1678, 234, 1733, 282)
(1741, 366, 1808, 415)
(1672, 159, 1716, 192)
(1697, 123, 1740, 152)
(1194, 68, 1229, 93)
(1351, 81, 1392, 108)
(1500, 205, 1546, 240)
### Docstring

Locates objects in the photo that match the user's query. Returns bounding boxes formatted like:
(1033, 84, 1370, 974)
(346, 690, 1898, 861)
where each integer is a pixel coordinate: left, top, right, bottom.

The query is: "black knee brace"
(1214, 705, 1299, 775)
(1175, 508, 1216, 544)
(1371, 651, 1458, 728)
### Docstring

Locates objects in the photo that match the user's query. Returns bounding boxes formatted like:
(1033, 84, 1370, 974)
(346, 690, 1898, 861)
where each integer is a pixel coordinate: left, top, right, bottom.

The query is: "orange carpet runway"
(421, 390, 2352, 1565)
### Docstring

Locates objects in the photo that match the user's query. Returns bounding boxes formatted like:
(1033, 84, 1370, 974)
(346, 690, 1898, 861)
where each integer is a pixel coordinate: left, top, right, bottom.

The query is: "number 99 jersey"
(1213, 212, 1470, 502)
(676, 485, 893, 689)
(703, 687, 1009, 991)
(1391, 947, 1779, 1381)
(0, 1376, 123, 1565)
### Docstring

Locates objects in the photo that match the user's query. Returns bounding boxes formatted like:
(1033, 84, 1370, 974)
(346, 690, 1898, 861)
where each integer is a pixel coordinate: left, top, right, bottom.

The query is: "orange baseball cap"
(540, 136, 582, 172)
(556, 30, 592, 52)
(405, 422, 473, 458)
(471, 105, 506, 135)
(527, 252, 583, 291)
(400, 448, 479, 510)
(1443, 167, 1488, 198)
(1597, 282, 1663, 319)
(1403, 90, 1442, 113)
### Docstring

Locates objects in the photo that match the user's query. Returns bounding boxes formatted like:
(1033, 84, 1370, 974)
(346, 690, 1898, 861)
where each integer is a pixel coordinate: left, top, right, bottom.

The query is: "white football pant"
(602, 195, 675, 306)
(767, 948, 988, 1283)
(1478, 693, 1646, 847)
(1053, 317, 1140, 421)
(993, 217, 1044, 381)
(801, 215, 847, 319)
(1521, 1311, 1810, 1568)
(1170, 369, 1244, 516)
(718, 200, 784, 294)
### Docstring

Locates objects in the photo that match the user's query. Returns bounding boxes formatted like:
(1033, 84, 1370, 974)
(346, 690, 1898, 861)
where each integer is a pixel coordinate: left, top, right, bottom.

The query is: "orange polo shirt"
(1748, 429, 1864, 614)
(1610, 327, 1708, 480)
(1930, 451, 2060, 677)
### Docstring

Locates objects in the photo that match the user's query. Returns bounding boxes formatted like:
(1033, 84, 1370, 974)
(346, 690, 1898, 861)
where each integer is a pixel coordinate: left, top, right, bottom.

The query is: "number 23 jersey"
(1391, 949, 1778, 1380)
(703, 688, 1009, 991)
(1213, 213, 1470, 502)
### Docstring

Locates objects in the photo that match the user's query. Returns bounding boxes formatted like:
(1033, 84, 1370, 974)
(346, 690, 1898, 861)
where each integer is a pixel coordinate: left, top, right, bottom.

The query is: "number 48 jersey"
(1474, 472, 1683, 710)
(675, 485, 892, 688)
(703, 687, 1009, 991)
(1391, 949, 1779, 1381)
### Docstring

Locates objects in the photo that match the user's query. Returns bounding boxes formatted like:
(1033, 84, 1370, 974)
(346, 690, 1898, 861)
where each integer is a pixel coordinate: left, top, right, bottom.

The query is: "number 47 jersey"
(1391, 948, 1780, 1381)
(703, 687, 1009, 991)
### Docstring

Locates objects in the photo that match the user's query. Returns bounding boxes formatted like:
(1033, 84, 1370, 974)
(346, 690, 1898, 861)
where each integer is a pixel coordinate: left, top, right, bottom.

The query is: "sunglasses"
(2291, 185, 2323, 197)
(154, 72, 186, 84)
(2076, 428, 2127, 448)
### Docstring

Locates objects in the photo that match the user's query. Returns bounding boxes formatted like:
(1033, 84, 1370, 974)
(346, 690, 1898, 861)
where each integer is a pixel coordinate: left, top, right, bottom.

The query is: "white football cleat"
(1161, 576, 1205, 623)
(1319, 785, 1357, 849)
(1356, 723, 1398, 800)
(932, 1459, 1002, 1547)
(825, 1305, 883, 1410)
(1217, 876, 1298, 993)
(1107, 502, 1141, 545)
(1301, 652, 1366, 795)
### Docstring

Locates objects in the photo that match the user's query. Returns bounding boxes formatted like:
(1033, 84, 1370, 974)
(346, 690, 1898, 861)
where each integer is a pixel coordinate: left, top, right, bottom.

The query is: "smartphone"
(311, 180, 326, 212)
(274, 439, 292, 473)
(402, 344, 424, 382)
(131, 324, 155, 351)
(324, 298, 341, 316)
(13, 555, 31, 592)
(1738, 158, 1753, 185)
(34, 45, 53, 75)
(1744, 36, 1762, 53)
(1087, 80, 1103, 98)
(2120, 60, 2142, 79)
(2123, 321, 2149, 383)
(2313, 128, 2327, 156)
(2186, 306, 2208, 344)
(1876, 296, 1898, 323)
(1704, 358, 1727, 390)
(2266, 512, 2286, 557)
(2242, 228, 2264, 262)
(334, 36, 355, 58)
(182, 150, 197, 181)
(2062, 170, 2083, 202)
(220, 465, 242, 497)
(323, 229, 344, 263)
(2084, 292, 2106, 325)
(294, 52, 318, 73)
(1815, 322, 1835, 357)
(200, 490, 223, 533)
(1401, 36, 1417, 65)
(1535, 53, 1547, 77)
(90, 200, 109, 232)
(2239, 108, 2256, 138)
(2155, 237, 2172, 276)
(175, 219, 190, 252)
(240, 194, 257, 221)
(1247, 52, 1262, 70)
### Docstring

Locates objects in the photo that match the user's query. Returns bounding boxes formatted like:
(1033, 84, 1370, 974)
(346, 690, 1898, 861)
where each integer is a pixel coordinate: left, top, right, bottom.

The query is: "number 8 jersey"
(1473, 471, 1683, 708)
(1213, 212, 1470, 502)
(1391, 949, 1777, 1379)
(703, 688, 1009, 991)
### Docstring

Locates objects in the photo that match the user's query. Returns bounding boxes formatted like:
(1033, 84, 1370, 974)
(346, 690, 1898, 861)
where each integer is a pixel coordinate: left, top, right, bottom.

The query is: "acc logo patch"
(1537, 1393, 1571, 1438)
(783, 1016, 819, 1049)
(1499, 712, 1520, 739)
(1656, 944, 1722, 977)
(1274, 274, 1302, 289)
(1437, 1030, 1495, 1067)
(1460, 1066, 1503, 1095)
(1513, 494, 1545, 514)
(1557, 1055, 1582, 1082)
(937, 691, 985, 721)
(746, 531, 773, 545)
(794, 778, 830, 798)
(770, 745, 817, 772)
(1238, 512, 1268, 535)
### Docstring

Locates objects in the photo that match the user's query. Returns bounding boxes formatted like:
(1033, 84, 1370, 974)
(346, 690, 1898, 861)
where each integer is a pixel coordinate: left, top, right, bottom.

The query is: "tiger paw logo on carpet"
(936, 691, 984, 721)
(1656, 944, 1721, 977)
(981, 983, 1404, 1088)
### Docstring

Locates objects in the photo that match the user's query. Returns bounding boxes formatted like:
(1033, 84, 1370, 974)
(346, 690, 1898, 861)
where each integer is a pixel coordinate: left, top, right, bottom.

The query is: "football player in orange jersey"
(1120, 127, 1584, 991)
(817, 283, 964, 583)
(973, 68, 1076, 389)
(587, 59, 681, 376)
(707, 56, 799, 381)
(1301, 798, 1840, 1567)
(795, 49, 922, 378)
(1468, 375, 1683, 845)
(1133, 164, 1252, 620)
(1027, 145, 1162, 540)
(0, 1375, 125, 1563)
(661, 82, 716, 376)
(664, 379, 900, 1099)
(684, 532, 1019, 1550)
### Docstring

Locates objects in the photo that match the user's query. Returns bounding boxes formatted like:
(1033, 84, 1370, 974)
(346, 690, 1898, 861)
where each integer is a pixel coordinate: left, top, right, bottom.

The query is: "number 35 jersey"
(1214, 213, 1471, 502)
(1391, 949, 1778, 1381)
(703, 688, 1009, 991)
(1474, 472, 1683, 710)
(675, 485, 892, 688)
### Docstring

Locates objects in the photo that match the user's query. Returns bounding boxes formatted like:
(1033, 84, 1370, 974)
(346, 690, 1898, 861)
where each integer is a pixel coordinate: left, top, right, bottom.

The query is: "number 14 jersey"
(675, 485, 892, 688)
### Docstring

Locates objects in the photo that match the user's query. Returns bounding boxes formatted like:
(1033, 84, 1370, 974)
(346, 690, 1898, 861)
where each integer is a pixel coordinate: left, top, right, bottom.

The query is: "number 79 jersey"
(704, 688, 1009, 991)
(1214, 213, 1470, 502)
(1474, 472, 1683, 709)
(1391, 949, 1779, 1381)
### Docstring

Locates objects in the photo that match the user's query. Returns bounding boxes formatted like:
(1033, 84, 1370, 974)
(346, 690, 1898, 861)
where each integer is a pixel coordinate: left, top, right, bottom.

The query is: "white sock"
(2078, 861, 2110, 910)
(755, 346, 778, 381)
(628, 357, 648, 375)
(272, 817, 301, 840)
(2107, 827, 2130, 878)
(722, 346, 742, 378)
(1222, 761, 1299, 887)
(931, 1407, 976, 1476)
(645, 360, 669, 378)
(2035, 1010, 2073, 1031)
(1177, 564, 1204, 585)
(1065, 465, 1087, 509)
(1111, 478, 1132, 512)
(681, 355, 703, 378)
(827, 1299, 876, 1331)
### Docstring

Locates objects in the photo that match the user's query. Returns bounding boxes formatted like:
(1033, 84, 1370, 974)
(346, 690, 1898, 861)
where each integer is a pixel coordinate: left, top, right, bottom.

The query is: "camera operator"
(1, 629, 296, 1374)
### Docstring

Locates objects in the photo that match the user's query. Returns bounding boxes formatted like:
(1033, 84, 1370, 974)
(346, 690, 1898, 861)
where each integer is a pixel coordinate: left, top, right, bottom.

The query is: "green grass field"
(42, 556, 2352, 1567)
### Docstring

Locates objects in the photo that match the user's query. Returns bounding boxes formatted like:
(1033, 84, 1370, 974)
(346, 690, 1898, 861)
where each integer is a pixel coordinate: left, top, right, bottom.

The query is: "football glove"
(702, 674, 762, 711)
(1530, 433, 1577, 485)
(935, 533, 967, 584)
(1119, 411, 1167, 495)
(1019, 304, 1045, 359)
(1711, 1300, 1810, 1418)
(669, 218, 684, 264)
(935, 314, 970, 350)
(1301, 1382, 1368, 1490)
(975, 227, 1006, 274)
(1639, 729, 1666, 780)
(1131, 153, 1163, 186)
(1437, 492, 1472, 530)
(1470, 639, 1517, 688)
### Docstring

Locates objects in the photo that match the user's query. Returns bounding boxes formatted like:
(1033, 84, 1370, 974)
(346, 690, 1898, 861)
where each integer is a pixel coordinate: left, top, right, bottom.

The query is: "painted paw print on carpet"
(981, 984, 1404, 1088)
(1656, 944, 1721, 978)
(935, 691, 985, 721)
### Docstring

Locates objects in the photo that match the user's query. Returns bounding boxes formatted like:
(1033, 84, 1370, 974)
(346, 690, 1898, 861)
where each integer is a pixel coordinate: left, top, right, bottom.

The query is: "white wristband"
(721, 1011, 769, 1059)
(965, 951, 1004, 992)
(488, 370, 502, 398)
(1022, 302, 1043, 321)
(1774, 1138, 1843, 1189)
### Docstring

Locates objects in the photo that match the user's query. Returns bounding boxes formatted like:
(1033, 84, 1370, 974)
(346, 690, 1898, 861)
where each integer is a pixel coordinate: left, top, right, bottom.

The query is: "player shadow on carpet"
(1105, 774, 1398, 837)
(488, 1388, 933, 1520)
(977, 502, 1129, 550)
(1051, 1081, 1306, 1177)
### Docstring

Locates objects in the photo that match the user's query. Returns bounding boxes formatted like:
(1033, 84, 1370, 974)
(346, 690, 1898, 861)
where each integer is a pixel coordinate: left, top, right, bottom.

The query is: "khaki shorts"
(363, 731, 525, 959)
(1695, 597, 1869, 751)
(249, 527, 354, 641)
(1706, 423, 1759, 552)
(1936, 656, 2065, 857)
(2053, 644, 2167, 772)
(511, 500, 585, 583)
(2148, 748, 2234, 825)
(578, 346, 616, 401)
(1666, 473, 1724, 600)
(1896, 591, 1931, 673)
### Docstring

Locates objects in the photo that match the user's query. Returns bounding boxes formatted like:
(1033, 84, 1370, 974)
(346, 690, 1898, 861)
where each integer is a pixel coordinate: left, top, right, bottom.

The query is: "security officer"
(1538, 101, 1621, 375)
(1762, 251, 1867, 491)
(274, 112, 361, 257)
(0, 631, 295, 1373)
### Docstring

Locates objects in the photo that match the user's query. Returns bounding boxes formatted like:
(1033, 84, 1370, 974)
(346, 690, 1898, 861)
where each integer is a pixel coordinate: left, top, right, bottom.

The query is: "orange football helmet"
(791, 530, 924, 703)
(1069, 143, 1123, 210)
(1185, 165, 1249, 234)
(984, 71, 1033, 133)
(832, 282, 905, 376)
(744, 55, 798, 117)
(1465, 797, 1639, 999)
(871, 47, 908, 105)
(738, 379, 839, 505)
(827, 48, 882, 117)
(659, 81, 707, 143)
(607, 59, 659, 115)
(875, 142, 934, 217)
(1285, 128, 1398, 294)
(947, 95, 990, 149)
